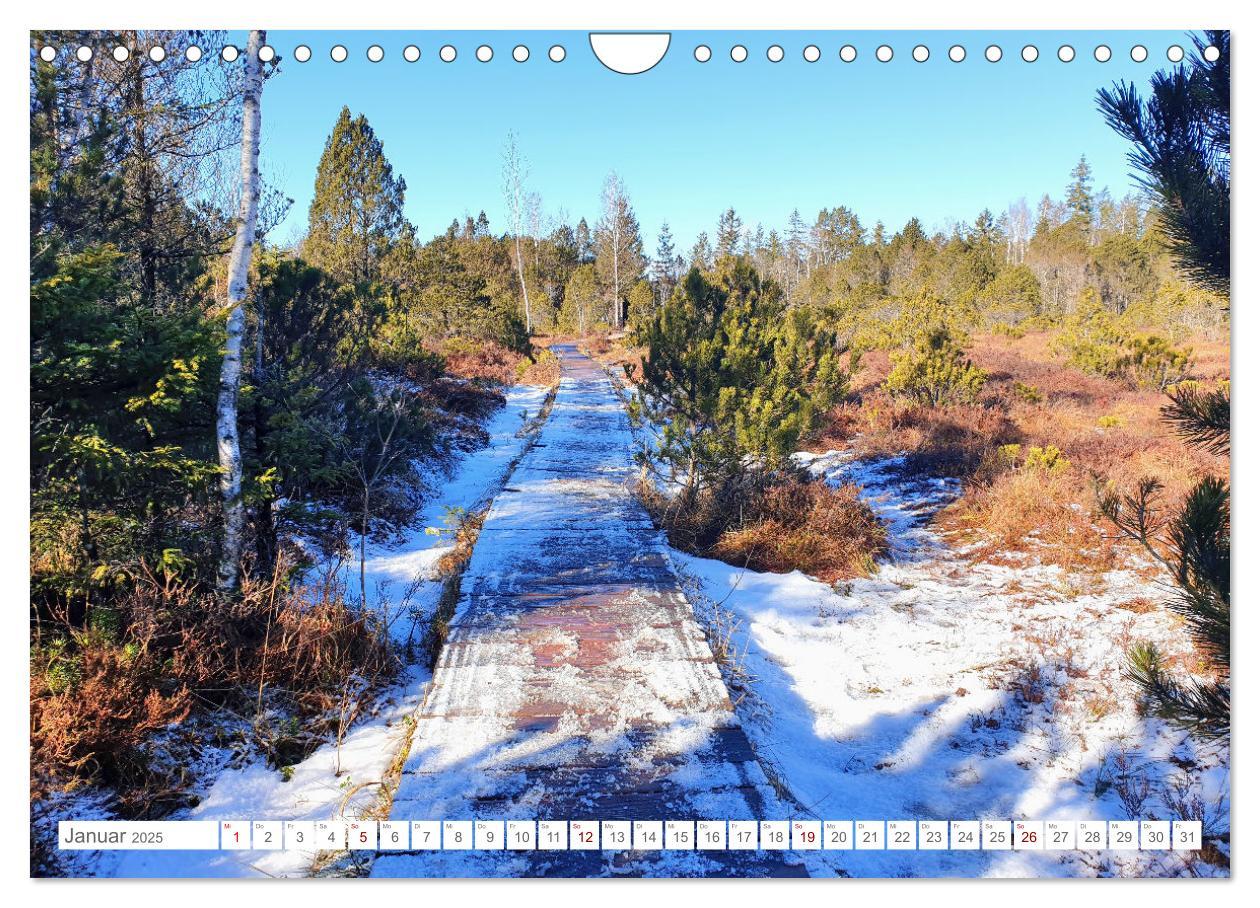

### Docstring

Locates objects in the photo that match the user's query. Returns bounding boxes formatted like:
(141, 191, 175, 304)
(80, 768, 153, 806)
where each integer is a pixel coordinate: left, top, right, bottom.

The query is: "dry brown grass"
(516, 347, 561, 387)
(30, 558, 398, 811)
(809, 330, 1229, 572)
(642, 474, 887, 583)
(710, 480, 888, 582)
(431, 337, 560, 388)
(431, 337, 522, 384)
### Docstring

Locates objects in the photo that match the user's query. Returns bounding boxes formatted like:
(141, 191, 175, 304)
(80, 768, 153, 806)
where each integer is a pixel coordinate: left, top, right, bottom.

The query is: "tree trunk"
(514, 234, 532, 334)
(216, 30, 266, 594)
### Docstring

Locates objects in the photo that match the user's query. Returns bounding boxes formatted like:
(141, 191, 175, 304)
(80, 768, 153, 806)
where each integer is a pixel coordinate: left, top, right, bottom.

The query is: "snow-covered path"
(374, 345, 803, 878)
(671, 450, 1228, 877)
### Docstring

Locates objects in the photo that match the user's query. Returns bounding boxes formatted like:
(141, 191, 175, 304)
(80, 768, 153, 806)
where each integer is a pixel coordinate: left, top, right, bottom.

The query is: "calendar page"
(28, 21, 1231, 882)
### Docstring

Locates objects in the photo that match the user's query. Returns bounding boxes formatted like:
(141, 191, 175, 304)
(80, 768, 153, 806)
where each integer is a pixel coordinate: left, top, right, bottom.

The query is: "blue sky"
(248, 30, 1196, 249)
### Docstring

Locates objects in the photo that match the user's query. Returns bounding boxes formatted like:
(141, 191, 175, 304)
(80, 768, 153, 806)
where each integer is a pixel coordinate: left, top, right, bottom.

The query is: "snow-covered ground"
(670, 448, 1229, 878)
(68, 385, 550, 878)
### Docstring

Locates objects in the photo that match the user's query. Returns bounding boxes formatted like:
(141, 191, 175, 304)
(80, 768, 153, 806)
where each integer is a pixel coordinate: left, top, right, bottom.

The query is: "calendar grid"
(57, 819, 1203, 853)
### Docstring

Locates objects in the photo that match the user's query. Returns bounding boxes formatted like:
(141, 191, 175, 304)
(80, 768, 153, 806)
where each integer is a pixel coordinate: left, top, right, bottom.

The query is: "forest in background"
(30, 28, 1229, 866)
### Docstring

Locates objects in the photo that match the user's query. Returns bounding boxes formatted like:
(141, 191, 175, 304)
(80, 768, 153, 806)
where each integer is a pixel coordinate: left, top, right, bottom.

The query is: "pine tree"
(689, 232, 713, 271)
(1096, 30, 1230, 741)
(575, 217, 594, 264)
(305, 107, 407, 285)
(635, 261, 847, 502)
(1064, 155, 1095, 235)
(1097, 31, 1229, 296)
(653, 222, 678, 301)
(716, 207, 743, 257)
(561, 264, 600, 335)
(786, 208, 809, 279)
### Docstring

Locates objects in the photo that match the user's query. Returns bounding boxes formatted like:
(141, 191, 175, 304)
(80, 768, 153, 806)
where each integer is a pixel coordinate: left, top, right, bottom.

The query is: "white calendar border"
(6, 1, 1246, 905)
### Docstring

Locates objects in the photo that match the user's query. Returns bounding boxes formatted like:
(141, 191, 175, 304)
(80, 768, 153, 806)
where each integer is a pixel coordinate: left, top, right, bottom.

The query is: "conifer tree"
(653, 222, 679, 301)
(716, 207, 743, 257)
(575, 217, 594, 264)
(1097, 30, 1229, 296)
(1064, 155, 1095, 237)
(689, 232, 713, 271)
(635, 261, 847, 502)
(1096, 29, 1230, 740)
(305, 107, 407, 285)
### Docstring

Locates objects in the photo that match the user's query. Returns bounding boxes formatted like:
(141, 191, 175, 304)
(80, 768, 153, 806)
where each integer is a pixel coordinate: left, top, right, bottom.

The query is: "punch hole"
(876, 45, 893, 62)
(1131, 45, 1148, 62)
(330, 45, 348, 63)
(113, 46, 129, 62)
(259, 45, 276, 63)
(1204, 45, 1220, 62)
(440, 45, 457, 62)
(148, 46, 166, 62)
(839, 45, 857, 62)
(949, 45, 966, 62)
(1058, 45, 1075, 62)
(694, 45, 711, 63)
(803, 45, 820, 62)
(39, 45, 57, 62)
(548, 45, 566, 62)
(221, 46, 239, 63)
(185, 46, 202, 62)
(1167, 45, 1184, 62)
(731, 45, 748, 63)
(1094, 45, 1111, 62)
(985, 45, 1002, 62)
(513, 45, 529, 62)
(912, 45, 929, 62)
(367, 45, 384, 63)
(589, 33, 667, 73)
(1021, 45, 1038, 63)
(403, 45, 421, 62)
(477, 45, 493, 62)
(767, 45, 784, 62)
(294, 45, 312, 63)
(76, 45, 93, 62)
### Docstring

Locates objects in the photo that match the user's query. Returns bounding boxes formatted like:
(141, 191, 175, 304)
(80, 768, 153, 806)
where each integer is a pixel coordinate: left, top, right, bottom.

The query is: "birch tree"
(216, 30, 265, 593)
(1006, 197, 1031, 264)
(595, 171, 644, 328)
(502, 132, 532, 334)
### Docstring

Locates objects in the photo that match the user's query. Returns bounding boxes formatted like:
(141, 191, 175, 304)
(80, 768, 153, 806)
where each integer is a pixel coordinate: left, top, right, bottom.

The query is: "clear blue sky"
(245, 29, 1196, 250)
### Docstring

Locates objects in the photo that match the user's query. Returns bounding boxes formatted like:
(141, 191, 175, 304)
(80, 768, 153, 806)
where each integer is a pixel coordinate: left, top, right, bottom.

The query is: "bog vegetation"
(30, 27, 1230, 840)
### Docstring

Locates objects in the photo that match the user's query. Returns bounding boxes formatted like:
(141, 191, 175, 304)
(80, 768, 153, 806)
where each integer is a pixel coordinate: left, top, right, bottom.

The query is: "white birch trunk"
(502, 135, 532, 335)
(216, 29, 265, 593)
(514, 232, 532, 334)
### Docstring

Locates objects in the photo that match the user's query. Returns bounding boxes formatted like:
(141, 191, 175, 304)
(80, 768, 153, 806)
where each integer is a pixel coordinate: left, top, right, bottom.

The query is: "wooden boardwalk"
(374, 346, 805, 878)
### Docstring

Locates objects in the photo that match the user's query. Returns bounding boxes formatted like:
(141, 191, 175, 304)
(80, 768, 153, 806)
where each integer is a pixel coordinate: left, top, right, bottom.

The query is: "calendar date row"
(60, 819, 1203, 852)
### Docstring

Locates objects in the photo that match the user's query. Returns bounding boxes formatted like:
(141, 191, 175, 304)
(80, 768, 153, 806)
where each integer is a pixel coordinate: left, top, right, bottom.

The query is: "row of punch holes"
(37, 41, 1220, 67)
